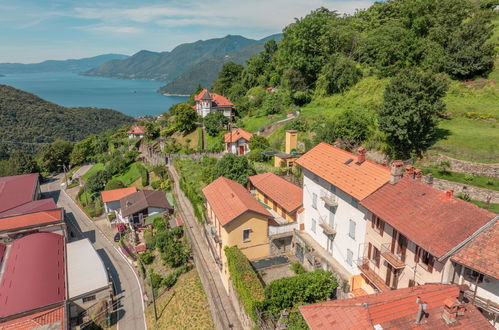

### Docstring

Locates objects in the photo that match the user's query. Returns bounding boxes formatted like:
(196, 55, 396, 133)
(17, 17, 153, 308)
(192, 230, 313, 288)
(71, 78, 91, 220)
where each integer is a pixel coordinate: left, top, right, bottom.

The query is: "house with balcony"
(195, 89, 234, 118)
(294, 143, 391, 291)
(450, 220, 499, 326)
(248, 172, 302, 254)
(224, 128, 252, 155)
(202, 176, 273, 291)
(358, 164, 497, 298)
(117, 190, 173, 227)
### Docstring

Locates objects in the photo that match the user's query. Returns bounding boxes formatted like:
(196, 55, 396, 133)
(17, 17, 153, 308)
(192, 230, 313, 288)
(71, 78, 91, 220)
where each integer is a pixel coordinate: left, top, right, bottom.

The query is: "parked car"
(117, 223, 127, 232)
(114, 232, 122, 242)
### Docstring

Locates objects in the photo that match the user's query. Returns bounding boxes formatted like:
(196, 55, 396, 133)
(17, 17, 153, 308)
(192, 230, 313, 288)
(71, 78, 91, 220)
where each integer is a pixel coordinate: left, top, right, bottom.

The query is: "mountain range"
(84, 34, 282, 94)
(0, 54, 129, 74)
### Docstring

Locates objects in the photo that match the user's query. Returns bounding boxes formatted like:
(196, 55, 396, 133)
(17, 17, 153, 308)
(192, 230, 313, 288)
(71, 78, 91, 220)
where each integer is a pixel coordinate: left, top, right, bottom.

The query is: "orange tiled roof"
(202, 177, 272, 226)
(195, 89, 234, 107)
(0, 209, 63, 232)
(249, 172, 302, 213)
(360, 177, 496, 258)
(101, 187, 138, 203)
(0, 305, 65, 330)
(295, 143, 390, 200)
(224, 128, 253, 143)
(299, 284, 493, 330)
(452, 220, 499, 280)
(127, 125, 145, 134)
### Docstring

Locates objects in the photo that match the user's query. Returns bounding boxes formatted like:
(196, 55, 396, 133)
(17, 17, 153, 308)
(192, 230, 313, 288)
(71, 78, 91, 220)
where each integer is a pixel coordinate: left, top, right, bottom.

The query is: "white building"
(194, 89, 234, 118)
(294, 143, 391, 287)
(117, 190, 173, 227)
(224, 128, 253, 155)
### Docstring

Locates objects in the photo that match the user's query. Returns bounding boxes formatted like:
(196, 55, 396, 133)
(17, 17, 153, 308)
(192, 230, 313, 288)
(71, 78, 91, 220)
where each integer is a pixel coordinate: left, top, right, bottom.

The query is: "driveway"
(41, 175, 147, 330)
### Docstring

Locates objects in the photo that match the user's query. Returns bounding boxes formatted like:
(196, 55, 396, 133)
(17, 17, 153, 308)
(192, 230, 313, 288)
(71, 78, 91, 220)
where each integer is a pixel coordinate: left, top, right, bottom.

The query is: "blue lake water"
(0, 72, 187, 117)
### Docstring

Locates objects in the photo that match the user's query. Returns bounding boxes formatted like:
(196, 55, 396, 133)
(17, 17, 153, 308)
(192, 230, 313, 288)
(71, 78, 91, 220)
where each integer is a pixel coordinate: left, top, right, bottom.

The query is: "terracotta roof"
(0, 233, 65, 318)
(0, 244, 5, 263)
(360, 177, 496, 258)
(0, 305, 65, 330)
(0, 198, 56, 217)
(195, 89, 234, 107)
(299, 284, 493, 330)
(452, 220, 499, 280)
(101, 187, 138, 203)
(295, 143, 390, 201)
(0, 208, 64, 232)
(249, 172, 303, 213)
(202, 177, 272, 226)
(120, 190, 172, 218)
(224, 128, 253, 143)
(0, 173, 39, 214)
(127, 125, 145, 134)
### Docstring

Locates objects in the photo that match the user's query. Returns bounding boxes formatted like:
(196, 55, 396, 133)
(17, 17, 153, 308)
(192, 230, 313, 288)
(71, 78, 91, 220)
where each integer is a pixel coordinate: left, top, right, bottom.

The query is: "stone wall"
(421, 154, 499, 178)
(430, 177, 498, 204)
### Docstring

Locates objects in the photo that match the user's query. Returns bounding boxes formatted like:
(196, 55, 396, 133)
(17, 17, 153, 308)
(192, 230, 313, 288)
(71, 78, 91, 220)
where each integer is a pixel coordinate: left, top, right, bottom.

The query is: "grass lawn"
(469, 200, 499, 214)
(418, 166, 499, 191)
(145, 269, 214, 330)
(239, 113, 287, 133)
(205, 132, 224, 152)
(81, 163, 105, 181)
(172, 129, 199, 151)
(113, 162, 144, 186)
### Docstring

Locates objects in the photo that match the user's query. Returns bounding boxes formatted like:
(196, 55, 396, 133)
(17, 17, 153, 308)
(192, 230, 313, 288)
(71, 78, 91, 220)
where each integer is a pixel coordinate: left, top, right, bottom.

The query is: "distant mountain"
(0, 84, 134, 155)
(159, 34, 282, 95)
(83, 34, 280, 83)
(0, 54, 129, 74)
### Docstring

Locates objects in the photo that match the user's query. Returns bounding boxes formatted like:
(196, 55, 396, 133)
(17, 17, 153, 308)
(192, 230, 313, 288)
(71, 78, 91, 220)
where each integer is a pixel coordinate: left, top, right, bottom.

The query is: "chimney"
(414, 169, 423, 181)
(390, 161, 404, 184)
(285, 130, 298, 154)
(333, 140, 341, 148)
(442, 297, 466, 324)
(424, 173, 434, 186)
(415, 297, 427, 325)
(446, 190, 454, 199)
(357, 147, 366, 164)
(404, 165, 415, 179)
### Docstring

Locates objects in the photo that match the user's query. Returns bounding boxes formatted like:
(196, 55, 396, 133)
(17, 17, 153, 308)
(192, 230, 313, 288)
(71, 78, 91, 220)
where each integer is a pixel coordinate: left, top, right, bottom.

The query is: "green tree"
(316, 54, 363, 95)
(144, 122, 160, 140)
(204, 112, 228, 136)
(106, 156, 127, 175)
(70, 138, 93, 166)
(260, 92, 283, 115)
(249, 136, 270, 150)
(161, 237, 190, 268)
(174, 103, 198, 132)
(379, 69, 449, 159)
(37, 140, 73, 173)
(212, 153, 256, 185)
(85, 170, 112, 193)
(104, 179, 125, 190)
(212, 61, 244, 95)
(8, 150, 39, 175)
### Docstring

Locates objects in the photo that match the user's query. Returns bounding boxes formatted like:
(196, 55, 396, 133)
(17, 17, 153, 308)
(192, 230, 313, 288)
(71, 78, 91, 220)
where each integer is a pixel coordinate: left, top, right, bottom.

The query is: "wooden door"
(385, 264, 393, 287)
(239, 145, 245, 155)
(397, 234, 408, 262)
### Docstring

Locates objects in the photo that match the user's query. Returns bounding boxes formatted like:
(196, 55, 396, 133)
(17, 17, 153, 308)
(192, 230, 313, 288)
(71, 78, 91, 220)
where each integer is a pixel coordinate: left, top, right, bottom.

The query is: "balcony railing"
(355, 257, 391, 292)
(207, 224, 221, 244)
(269, 222, 299, 237)
(381, 243, 406, 269)
(320, 191, 338, 207)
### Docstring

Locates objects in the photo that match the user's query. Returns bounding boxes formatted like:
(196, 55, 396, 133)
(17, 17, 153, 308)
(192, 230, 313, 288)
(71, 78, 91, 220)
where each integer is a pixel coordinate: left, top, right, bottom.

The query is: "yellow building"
(202, 176, 273, 290)
(274, 130, 300, 168)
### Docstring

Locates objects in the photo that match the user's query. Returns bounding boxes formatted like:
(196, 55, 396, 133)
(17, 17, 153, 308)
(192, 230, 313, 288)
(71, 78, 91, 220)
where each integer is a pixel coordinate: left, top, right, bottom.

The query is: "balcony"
(356, 258, 391, 292)
(320, 192, 338, 207)
(381, 243, 406, 269)
(207, 225, 221, 244)
(319, 223, 336, 236)
(268, 221, 299, 238)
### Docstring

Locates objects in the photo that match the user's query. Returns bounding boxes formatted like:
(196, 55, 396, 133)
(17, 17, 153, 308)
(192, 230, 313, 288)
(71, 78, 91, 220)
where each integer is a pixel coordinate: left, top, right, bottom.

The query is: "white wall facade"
(302, 169, 367, 276)
(104, 200, 121, 213)
(226, 139, 250, 155)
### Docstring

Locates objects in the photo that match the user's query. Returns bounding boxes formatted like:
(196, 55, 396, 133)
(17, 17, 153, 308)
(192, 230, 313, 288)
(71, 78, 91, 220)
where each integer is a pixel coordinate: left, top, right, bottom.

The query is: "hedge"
(224, 246, 265, 322)
(139, 164, 149, 187)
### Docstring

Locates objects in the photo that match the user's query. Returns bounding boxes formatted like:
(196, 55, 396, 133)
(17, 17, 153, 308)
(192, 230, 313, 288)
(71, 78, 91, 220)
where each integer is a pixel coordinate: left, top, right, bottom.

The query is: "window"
(371, 215, 384, 237)
(82, 295, 96, 303)
(346, 249, 354, 266)
(464, 268, 484, 284)
(420, 250, 435, 273)
(243, 229, 251, 242)
(312, 193, 317, 209)
(350, 197, 359, 209)
(311, 218, 316, 233)
(368, 243, 381, 268)
(349, 220, 356, 239)
(328, 209, 335, 227)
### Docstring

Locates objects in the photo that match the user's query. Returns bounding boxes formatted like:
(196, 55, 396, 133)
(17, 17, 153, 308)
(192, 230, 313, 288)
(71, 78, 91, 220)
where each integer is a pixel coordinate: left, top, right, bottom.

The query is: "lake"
(0, 72, 187, 117)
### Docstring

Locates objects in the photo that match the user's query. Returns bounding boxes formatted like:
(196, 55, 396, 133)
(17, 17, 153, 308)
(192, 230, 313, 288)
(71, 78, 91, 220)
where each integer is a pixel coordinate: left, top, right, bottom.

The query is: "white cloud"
(77, 25, 142, 34)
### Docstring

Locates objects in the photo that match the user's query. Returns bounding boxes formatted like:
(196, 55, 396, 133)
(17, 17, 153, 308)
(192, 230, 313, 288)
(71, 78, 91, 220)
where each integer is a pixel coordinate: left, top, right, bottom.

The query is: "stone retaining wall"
(431, 177, 498, 204)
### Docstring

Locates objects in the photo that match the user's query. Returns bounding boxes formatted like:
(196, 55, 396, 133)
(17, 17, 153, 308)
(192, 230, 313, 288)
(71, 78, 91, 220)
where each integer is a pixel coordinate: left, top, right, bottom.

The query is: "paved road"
(41, 176, 147, 330)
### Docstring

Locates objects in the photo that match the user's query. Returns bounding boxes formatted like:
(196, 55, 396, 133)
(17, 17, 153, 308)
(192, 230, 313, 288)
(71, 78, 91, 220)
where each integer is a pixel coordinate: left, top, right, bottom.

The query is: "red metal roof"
(195, 89, 234, 107)
(0, 173, 39, 214)
(101, 187, 138, 203)
(0, 198, 56, 217)
(224, 128, 253, 143)
(0, 305, 65, 329)
(299, 284, 493, 330)
(0, 209, 64, 232)
(249, 172, 303, 213)
(452, 220, 499, 280)
(360, 177, 496, 258)
(127, 125, 145, 134)
(296, 143, 390, 201)
(0, 232, 66, 318)
(202, 177, 272, 226)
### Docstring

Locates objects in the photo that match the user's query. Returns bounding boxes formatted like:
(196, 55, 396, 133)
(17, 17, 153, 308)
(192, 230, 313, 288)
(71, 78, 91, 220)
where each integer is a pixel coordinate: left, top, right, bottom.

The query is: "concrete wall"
(302, 169, 367, 277)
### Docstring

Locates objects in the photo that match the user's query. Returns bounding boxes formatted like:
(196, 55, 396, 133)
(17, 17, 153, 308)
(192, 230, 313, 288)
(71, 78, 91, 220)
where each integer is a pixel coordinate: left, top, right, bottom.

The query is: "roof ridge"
(318, 142, 389, 171)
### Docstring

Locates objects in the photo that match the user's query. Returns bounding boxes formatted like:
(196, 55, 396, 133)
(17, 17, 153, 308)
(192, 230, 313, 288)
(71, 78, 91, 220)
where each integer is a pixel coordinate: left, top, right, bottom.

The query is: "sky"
(0, 0, 375, 63)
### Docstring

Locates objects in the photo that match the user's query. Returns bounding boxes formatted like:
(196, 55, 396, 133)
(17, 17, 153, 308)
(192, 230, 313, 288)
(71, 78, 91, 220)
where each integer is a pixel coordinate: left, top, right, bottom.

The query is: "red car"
(117, 223, 127, 232)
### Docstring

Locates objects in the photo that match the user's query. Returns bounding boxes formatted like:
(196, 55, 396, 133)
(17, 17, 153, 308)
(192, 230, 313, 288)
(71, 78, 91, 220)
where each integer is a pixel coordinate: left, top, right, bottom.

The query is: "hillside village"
(0, 0, 498, 330)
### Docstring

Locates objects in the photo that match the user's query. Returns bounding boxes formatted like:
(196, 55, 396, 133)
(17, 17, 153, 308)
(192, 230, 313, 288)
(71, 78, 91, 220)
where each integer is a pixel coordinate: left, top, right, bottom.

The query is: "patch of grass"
(145, 269, 214, 330)
(113, 162, 144, 186)
(469, 199, 499, 214)
(418, 166, 499, 191)
(172, 129, 198, 151)
(81, 163, 105, 181)
(239, 113, 286, 133)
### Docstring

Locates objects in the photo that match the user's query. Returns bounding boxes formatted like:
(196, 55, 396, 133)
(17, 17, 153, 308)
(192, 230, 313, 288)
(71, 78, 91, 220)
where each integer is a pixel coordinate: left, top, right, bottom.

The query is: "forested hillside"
(0, 84, 134, 157)
(210, 0, 497, 162)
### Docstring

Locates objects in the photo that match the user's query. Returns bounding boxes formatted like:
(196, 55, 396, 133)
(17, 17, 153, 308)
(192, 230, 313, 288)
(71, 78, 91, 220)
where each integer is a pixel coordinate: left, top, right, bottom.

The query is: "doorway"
(239, 145, 245, 155)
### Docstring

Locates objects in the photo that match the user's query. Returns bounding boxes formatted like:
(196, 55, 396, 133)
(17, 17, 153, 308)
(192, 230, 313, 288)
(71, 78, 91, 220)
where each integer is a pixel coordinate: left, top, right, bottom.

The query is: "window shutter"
(371, 214, 375, 228)
(376, 250, 381, 268)
(368, 243, 372, 259)
(428, 255, 434, 273)
(379, 220, 384, 237)
(414, 246, 420, 263)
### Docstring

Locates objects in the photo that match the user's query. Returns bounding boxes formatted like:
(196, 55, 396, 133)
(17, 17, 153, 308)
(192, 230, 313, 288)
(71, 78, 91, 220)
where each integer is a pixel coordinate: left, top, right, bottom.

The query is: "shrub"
(150, 180, 161, 190)
(263, 270, 338, 316)
(105, 179, 125, 190)
(161, 237, 190, 268)
(464, 174, 474, 183)
(152, 165, 168, 180)
(224, 246, 265, 322)
(457, 193, 472, 202)
(290, 262, 307, 275)
(140, 250, 155, 265)
(144, 231, 156, 250)
(149, 270, 163, 289)
(85, 170, 112, 193)
(139, 164, 149, 186)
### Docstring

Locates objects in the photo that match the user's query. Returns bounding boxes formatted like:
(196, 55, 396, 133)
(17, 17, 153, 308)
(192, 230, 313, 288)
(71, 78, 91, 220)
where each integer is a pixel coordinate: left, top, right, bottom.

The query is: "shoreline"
(162, 92, 189, 97)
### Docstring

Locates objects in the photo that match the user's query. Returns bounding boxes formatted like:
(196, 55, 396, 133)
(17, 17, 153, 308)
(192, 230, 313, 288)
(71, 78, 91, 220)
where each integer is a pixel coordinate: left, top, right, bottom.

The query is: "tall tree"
(212, 153, 256, 185)
(211, 62, 244, 95)
(379, 69, 449, 159)
(37, 140, 73, 173)
(316, 54, 363, 95)
(173, 103, 198, 132)
(204, 112, 228, 137)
